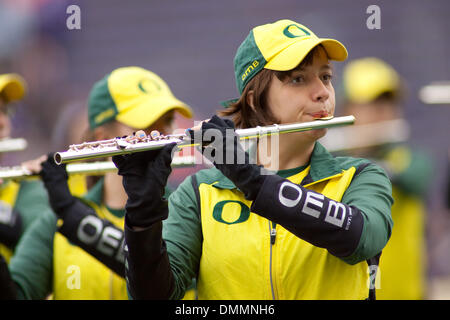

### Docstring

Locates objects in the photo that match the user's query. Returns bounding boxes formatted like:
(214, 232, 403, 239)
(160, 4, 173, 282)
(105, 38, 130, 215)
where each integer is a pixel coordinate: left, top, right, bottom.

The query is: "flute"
(319, 118, 410, 152)
(0, 138, 27, 153)
(419, 81, 450, 105)
(0, 156, 196, 181)
(54, 115, 355, 165)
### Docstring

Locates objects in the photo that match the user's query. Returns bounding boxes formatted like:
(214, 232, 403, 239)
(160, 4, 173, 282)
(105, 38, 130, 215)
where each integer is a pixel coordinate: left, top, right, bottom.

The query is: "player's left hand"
(187, 115, 265, 200)
(37, 153, 75, 215)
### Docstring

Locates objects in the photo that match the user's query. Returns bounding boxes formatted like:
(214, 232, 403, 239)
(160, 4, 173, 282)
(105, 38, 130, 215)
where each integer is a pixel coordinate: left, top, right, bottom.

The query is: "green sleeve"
(8, 209, 56, 299)
(164, 185, 174, 198)
(341, 163, 394, 264)
(383, 146, 433, 196)
(14, 180, 51, 232)
(164, 175, 202, 300)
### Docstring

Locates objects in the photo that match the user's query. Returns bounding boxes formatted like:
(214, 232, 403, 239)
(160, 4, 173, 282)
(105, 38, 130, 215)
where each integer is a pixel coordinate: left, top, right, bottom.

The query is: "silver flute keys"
(54, 116, 356, 165)
(54, 130, 189, 164)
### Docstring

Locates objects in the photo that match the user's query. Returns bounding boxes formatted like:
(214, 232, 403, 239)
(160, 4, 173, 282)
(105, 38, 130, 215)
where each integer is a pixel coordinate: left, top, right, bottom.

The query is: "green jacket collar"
(213, 142, 342, 189)
(308, 141, 343, 181)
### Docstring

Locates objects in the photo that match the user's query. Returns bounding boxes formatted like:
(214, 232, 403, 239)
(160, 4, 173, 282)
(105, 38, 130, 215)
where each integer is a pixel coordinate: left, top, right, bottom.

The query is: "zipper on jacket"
(270, 223, 277, 245)
(268, 221, 277, 299)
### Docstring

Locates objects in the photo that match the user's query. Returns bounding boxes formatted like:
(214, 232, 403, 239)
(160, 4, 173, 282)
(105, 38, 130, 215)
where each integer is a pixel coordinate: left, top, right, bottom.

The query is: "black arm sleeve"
(250, 174, 364, 259)
(57, 200, 125, 277)
(124, 219, 175, 299)
(0, 254, 16, 299)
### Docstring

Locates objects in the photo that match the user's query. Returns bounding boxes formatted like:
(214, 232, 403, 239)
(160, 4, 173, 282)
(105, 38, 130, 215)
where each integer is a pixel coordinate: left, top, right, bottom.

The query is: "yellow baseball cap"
(234, 19, 348, 95)
(0, 73, 26, 103)
(342, 57, 401, 103)
(88, 66, 193, 129)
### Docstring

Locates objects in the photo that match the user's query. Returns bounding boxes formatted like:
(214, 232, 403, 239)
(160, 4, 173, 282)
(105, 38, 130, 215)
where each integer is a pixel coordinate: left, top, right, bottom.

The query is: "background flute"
(0, 156, 196, 181)
(54, 115, 356, 165)
(0, 138, 27, 153)
(319, 118, 410, 152)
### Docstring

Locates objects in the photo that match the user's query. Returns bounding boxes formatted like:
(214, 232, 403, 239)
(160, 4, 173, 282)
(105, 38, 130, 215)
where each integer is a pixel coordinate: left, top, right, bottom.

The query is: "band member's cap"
(88, 66, 193, 129)
(342, 57, 402, 104)
(221, 19, 347, 107)
(0, 73, 27, 103)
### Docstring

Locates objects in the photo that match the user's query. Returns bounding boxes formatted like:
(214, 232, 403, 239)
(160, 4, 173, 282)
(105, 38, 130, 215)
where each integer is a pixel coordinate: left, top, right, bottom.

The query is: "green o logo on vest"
(212, 200, 250, 225)
(283, 24, 311, 38)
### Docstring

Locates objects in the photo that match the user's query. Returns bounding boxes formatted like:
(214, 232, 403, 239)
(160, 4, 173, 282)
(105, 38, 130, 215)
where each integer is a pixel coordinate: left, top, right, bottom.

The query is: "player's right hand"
(112, 143, 176, 228)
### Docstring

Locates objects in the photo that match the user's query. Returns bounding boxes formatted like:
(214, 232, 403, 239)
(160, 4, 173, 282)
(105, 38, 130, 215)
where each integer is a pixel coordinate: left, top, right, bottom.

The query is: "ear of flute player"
(116, 19, 393, 300)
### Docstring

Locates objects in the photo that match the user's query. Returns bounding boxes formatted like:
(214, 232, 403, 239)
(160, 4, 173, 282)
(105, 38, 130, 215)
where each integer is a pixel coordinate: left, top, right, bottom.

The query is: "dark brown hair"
(219, 45, 326, 128)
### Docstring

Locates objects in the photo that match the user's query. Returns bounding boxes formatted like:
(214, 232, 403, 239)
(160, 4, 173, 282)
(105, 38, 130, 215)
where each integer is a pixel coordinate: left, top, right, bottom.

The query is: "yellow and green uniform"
(196, 162, 366, 299)
(52, 199, 127, 300)
(159, 142, 393, 299)
(0, 180, 51, 263)
(372, 145, 432, 300)
(8, 178, 196, 300)
(9, 178, 127, 299)
(0, 182, 21, 262)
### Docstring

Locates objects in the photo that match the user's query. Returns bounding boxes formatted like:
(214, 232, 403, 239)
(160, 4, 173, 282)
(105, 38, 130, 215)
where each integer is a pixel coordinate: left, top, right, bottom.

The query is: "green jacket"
(0, 180, 51, 261)
(366, 143, 432, 300)
(8, 178, 174, 299)
(162, 142, 394, 299)
(8, 178, 125, 299)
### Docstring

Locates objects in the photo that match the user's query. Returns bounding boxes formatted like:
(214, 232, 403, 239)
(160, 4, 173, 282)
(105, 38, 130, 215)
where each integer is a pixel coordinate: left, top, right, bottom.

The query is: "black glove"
(39, 153, 75, 217)
(187, 115, 265, 200)
(112, 143, 176, 228)
(0, 254, 16, 299)
(0, 205, 22, 249)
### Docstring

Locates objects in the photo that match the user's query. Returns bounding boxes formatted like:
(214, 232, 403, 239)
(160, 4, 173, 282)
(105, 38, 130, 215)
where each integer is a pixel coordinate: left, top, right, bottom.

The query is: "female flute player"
(0, 74, 57, 260)
(114, 20, 394, 300)
(0, 74, 53, 298)
(1, 66, 194, 299)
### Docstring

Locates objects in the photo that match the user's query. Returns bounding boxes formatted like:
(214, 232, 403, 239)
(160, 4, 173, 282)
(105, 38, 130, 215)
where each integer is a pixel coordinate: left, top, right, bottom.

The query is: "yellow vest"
(52, 201, 127, 300)
(377, 186, 425, 299)
(68, 175, 88, 197)
(197, 165, 370, 299)
(0, 182, 21, 263)
(52, 197, 196, 300)
(0, 175, 85, 265)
